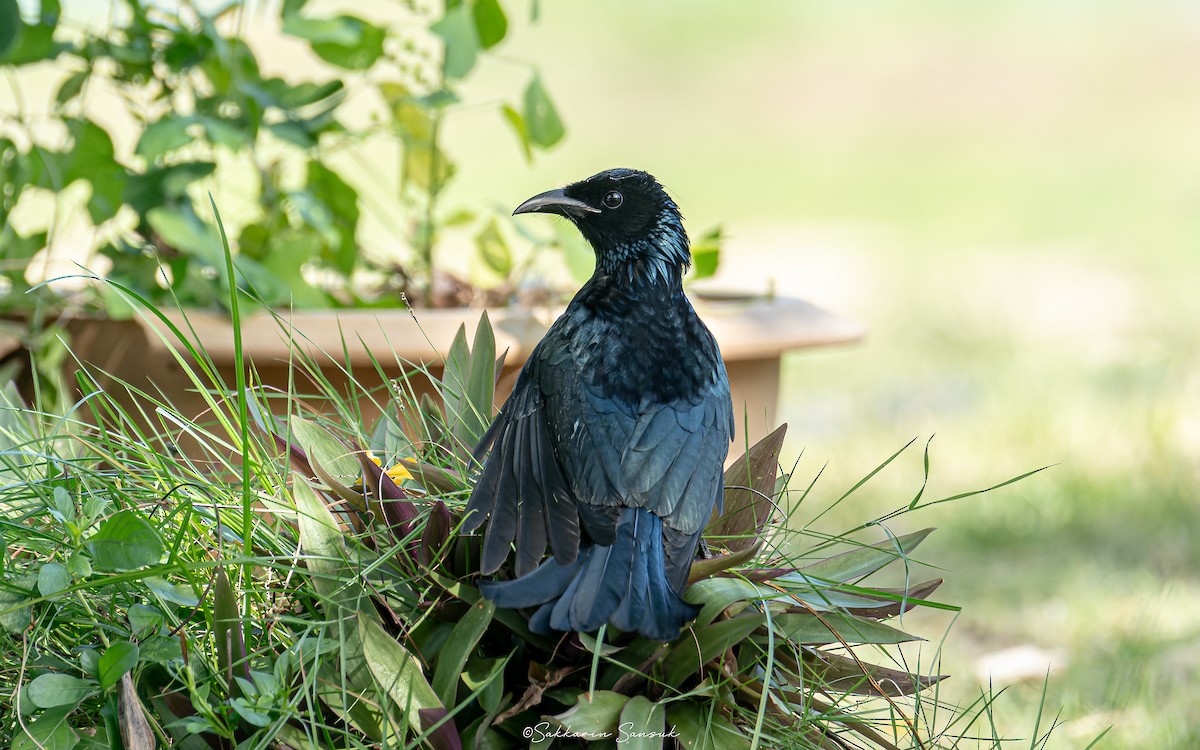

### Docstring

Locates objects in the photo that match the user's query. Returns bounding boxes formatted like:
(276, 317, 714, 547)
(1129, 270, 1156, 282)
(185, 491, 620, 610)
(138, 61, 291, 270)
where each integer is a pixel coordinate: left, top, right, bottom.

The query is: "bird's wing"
(547, 344, 735, 568)
(462, 339, 582, 577)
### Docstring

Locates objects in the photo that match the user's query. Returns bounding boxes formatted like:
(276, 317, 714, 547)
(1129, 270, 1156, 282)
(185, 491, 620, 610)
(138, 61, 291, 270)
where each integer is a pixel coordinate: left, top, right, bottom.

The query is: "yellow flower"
(369, 455, 414, 483)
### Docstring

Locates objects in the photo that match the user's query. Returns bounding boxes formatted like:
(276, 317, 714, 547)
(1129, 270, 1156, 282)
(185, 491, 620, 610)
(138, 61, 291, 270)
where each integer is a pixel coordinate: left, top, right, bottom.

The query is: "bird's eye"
(602, 190, 623, 209)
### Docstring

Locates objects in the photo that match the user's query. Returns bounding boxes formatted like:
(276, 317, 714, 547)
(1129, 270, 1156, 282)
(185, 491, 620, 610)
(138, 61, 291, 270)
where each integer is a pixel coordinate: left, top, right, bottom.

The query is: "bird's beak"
(513, 188, 601, 218)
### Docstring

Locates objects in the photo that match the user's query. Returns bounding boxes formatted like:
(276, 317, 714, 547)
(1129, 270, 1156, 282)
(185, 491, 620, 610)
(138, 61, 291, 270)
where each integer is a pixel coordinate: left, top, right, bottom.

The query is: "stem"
(420, 111, 442, 306)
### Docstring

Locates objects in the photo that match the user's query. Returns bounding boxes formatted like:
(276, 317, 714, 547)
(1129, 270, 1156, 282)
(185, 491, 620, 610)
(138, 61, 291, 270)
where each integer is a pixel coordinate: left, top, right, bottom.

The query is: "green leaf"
(27, 674, 97, 708)
(65, 553, 90, 579)
(359, 617, 445, 738)
(462, 654, 507, 714)
(38, 562, 70, 597)
(230, 697, 272, 727)
(689, 226, 722, 281)
(97, 641, 138, 690)
(770, 611, 921, 646)
(685, 577, 782, 627)
(292, 416, 362, 490)
(285, 15, 384, 70)
(124, 162, 215, 212)
(662, 613, 763, 685)
(305, 161, 360, 275)
(147, 205, 219, 261)
(0, 575, 33, 633)
(257, 231, 330, 308)
(2, 21, 60, 67)
(667, 702, 750, 750)
(432, 598, 494, 707)
(472, 0, 508, 49)
(199, 117, 250, 150)
(290, 475, 382, 737)
(617, 696, 665, 750)
(281, 14, 358, 44)
(795, 527, 935, 583)
(135, 116, 196, 161)
(441, 313, 496, 452)
(11, 705, 80, 750)
(0, 0, 21, 59)
(500, 104, 532, 162)
(431, 6, 478, 80)
(523, 74, 564, 148)
(50, 486, 74, 525)
(85, 511, 163, 572)
(144, 577, 199, 606)
(64, 119, 125, 223)
(474, 218, 512, 276)
(549, 690, 628, 741)
(54, 69, 88, 106)
(213, 567, 247, 693)
(127, 604, 161, 636)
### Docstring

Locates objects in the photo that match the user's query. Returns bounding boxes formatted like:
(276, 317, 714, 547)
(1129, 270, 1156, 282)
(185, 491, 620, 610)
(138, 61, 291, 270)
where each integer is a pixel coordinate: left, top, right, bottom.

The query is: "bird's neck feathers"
(594, 217, 691, 289)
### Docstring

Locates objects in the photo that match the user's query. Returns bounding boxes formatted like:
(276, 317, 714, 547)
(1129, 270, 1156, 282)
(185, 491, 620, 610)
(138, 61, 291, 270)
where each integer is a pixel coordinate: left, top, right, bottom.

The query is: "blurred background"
(471, 5, 1200, 747)
(5, 1, 1200, 747)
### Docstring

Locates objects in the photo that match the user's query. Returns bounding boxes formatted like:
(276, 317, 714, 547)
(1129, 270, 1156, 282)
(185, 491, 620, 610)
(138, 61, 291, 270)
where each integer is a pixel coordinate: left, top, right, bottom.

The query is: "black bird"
(462, 168, 733, 641)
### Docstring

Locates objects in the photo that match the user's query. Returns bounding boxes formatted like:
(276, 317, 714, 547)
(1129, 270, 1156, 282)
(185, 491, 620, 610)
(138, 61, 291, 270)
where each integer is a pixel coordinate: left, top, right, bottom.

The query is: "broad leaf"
(795, 527, 934, 583)
(291, 416, 362, 491)
(144, 577, 200, 606)
(548, 690, 628, 742)
(431, 6, 478, 79)
(359, 617, 448, 742)
(501, 103, 532, 161)
(667, 702, 750, 750)
(803, 650, 946, 697)
(86, 511, 162, 572)
(707, 424, 787, 551)
(0, 0, 20, 59)
(472, 0, 507, 49)
(292, 475, 382, 738)
(38, 562, 70, 597)
(618, 696, 665, 750)
(770, 612, 920, 646)
(135, 116, 196, 161)
(689, 226, 723, 281)
(432, 598, 494, 707)
(475, 218, 512, 276)
(27, 674, 97, 708)
(686, 576, 783, 627)
(213, 567, 249, 691)
(10, 705, 79, 750)
(523, 74, 564, 148)
(97, 641, 138, 690)
(662, 613, 763, 685)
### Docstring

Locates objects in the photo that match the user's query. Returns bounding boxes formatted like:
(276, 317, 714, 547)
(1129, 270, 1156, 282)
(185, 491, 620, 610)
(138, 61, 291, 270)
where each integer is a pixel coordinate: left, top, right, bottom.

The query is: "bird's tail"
(479, 507, 699, 641)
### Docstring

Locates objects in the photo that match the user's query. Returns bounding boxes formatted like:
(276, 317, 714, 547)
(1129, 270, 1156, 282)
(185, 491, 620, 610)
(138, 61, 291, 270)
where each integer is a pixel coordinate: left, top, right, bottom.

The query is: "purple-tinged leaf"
(213, 567, 249, 693)
(420, 501, 451, 567)
(707, 424, 787, 551)
(842, 578, 944, 620)
(687, 541, 762, 584)
(419, 707, 463, 750)
(802, 649, 947, 697)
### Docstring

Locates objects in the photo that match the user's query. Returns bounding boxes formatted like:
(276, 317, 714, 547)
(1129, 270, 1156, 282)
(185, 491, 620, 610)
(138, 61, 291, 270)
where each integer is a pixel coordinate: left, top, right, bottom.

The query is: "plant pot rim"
(45, 292, 865, 368)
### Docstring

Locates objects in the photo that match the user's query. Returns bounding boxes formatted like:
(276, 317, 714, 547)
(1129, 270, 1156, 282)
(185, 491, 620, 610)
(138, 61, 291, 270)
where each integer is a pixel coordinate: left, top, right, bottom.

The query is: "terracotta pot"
(45, 294, 864, 446)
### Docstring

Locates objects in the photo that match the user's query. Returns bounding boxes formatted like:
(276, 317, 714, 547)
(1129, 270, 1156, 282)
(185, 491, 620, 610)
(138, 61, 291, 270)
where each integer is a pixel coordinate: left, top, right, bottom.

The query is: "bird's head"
(513, 168, 690, 282)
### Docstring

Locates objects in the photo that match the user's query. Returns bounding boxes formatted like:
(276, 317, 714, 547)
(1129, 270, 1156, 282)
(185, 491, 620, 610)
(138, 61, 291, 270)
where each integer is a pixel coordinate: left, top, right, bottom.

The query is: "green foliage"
(0, 0, 572, 315)
(0, 296, 1067, 748)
